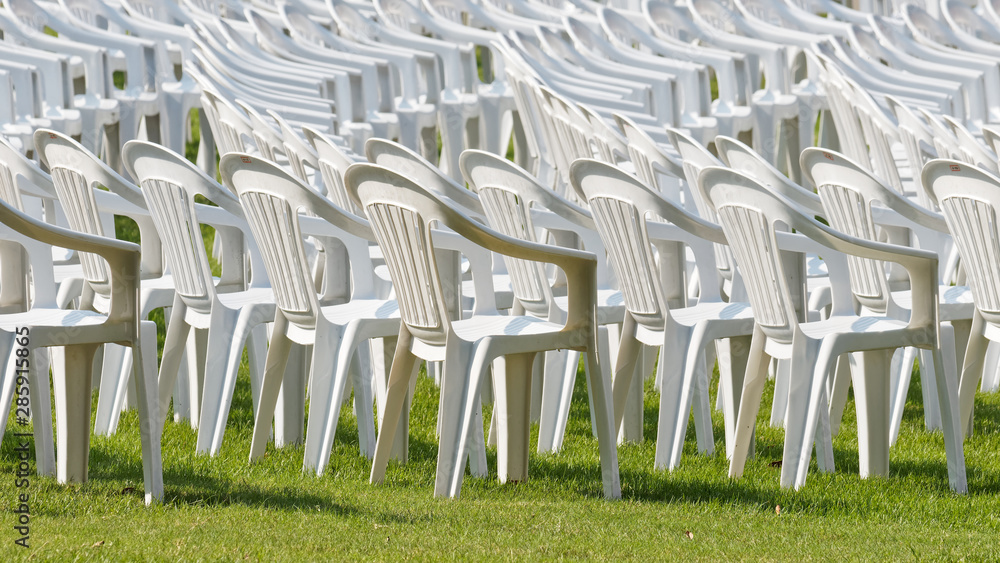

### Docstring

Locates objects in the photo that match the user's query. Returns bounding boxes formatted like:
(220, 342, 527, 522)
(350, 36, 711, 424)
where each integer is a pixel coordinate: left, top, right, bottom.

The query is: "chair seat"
(892, 286, 975, 321)
(554, 288, 625, 325)
(320, 298, 400, 324)
(671, 300, 754, 327)
(451, 313, 564, 342)
(799, 315, 908, 341)
(0, 307, 106, 330)
(217, 286, 275, 308)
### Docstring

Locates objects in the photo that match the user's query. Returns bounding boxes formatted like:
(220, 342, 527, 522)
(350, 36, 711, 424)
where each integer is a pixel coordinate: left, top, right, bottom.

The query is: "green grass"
(1, 357, 999, 560)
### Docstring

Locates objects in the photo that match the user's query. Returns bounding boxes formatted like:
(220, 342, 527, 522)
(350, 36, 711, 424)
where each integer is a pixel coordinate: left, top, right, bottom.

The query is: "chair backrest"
(220, 152, 375, 327)
(0, 135, 54, 212)
(345, 163, 470, 344)
(34, 129, 148, 295)
(700, 167, 809, 343)
(123, 140, 253, 311)
(800, 148, 897, 314)
(666, 127, 734, 279)
(924, 159, 1000, 327)
(941, 114, 999, 174)
(458, 151, 553, 317)
(612, 113, 684, 203)
(201, 89, 261, 157)
(885, 95, 939, 208)
(302, 125, 361, 214)
(571, 158, 727, 328)
(715, 135, 824, 216)
(363, 138, 485, 218)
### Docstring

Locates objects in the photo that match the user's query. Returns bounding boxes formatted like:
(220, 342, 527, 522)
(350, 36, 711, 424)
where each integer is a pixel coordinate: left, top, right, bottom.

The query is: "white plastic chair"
(122, 140, 274, 456)
(220, 153, 401, 476)
(0, 193, 162, 504)
(701, 165, 967, 493)
(924, 159, 1000, 439)
(802, 147, 972, 445)
(346, 162, 621, 499)
(460, 149, 624, 451)
(34, 129, 174, 438)
(573, 158, 756, 469)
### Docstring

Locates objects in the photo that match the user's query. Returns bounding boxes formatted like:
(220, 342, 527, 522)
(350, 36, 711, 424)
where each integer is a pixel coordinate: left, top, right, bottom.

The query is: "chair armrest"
(0, 197, 140, 325)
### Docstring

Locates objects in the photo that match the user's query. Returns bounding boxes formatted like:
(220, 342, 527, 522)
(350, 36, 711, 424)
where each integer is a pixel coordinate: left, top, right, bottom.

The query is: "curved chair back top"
(924, 159, 1000, 326)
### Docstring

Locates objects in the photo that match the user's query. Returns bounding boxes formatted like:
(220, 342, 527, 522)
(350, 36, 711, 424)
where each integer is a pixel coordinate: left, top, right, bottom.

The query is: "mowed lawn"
(1, 354, 999, 560)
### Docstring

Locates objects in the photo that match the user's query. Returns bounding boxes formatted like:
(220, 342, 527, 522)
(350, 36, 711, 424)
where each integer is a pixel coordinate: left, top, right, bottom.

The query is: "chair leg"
(537, 349, 577, 453)
(888, 348, 916, 445)
(720, 335, 752, 460)
(787, 339, 836, 490)
(53, 344, 99, 485)
(275, 344, 308, 447)
(249, 317, 293, 462)
(730, 328, 771, 478)
(929, 347, 968, 493)
(370, 330, 419, 485)
(770, 358, 791, 428)
(828, 355, 852, 437)
(959, 312, 989, 439)
(494, 352, 536, 484)
(352, 340, 377, 460)
(155, 298, 191, 429)
(195, 311, 244, 455)
(93, 343, 129, 436)
(610, 316, 642, 436)
(655, 325, 702, 470)
(436, 342, 477, 497)
(28, 348, 55, 477)
(303, 321, 365, 476)
(851, 350, 892, 479)
(583, 342, 622, 499)
(132, 321, 164, 504)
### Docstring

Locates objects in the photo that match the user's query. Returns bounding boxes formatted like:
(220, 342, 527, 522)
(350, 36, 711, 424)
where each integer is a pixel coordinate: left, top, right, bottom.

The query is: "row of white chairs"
(3, 0, 1000, 504)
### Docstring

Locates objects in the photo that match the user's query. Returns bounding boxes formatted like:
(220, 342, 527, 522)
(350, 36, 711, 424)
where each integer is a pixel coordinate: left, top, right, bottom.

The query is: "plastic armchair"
(885, 95, 941, 209)
(0, 10, 121, 162)
(372, 0, 482, 178)
(564, 14, 715, 140)
(600, 7, 755, 143)
(981, 124, 1000, 162)
(33, 128, 179, 434)
(345, 162, 621, 499)
(59, 0, 203, 160)
(220, 153, 401, 476)
(281, 3, 439, 159)
(686, 0, 802, 175)
(0, 136, 87, 309)
(573, 158, 756, 469)
(0, 191, 162, 503)
(802, 147, 972, 445)
(122, 141, 274, 457)
(363, 137, 515, 314)
(700, 165, 967, 493)
(7, 0, 162, 168)
(848, 23, 990, 126)
(0, 48, 82, 145)
(245, 8, 399, 145)
(925, 159, 1000, 440)
(302, 125, 367, 214)
(413, 0, 519, 157)
(869, 14, 1000, 125)
(460, 149, 625, 450)
(613, 113, 687, 207)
